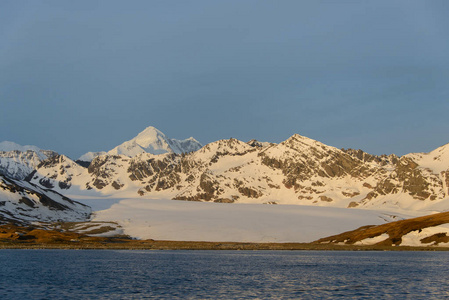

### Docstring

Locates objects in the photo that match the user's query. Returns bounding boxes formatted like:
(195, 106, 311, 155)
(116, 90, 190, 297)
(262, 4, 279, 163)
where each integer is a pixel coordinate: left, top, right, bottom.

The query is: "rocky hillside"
(0, 174, 91, 225)
(26, 134, 449, 212)
(314, 211, 449, 247)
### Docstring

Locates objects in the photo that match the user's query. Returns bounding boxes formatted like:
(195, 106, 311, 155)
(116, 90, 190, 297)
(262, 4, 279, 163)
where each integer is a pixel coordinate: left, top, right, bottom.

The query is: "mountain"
(0, 142, 58, 180)
(78, 151, 107, 162)
(404, 142, 449, 174)
(4, 131, 449, 244)
(0, 141, 44, 155)
(107, 126, 202, 156)
(78, 126, 202, 161)
(247, 139, 272, 148)
(27, 133, 449, 213)
(27, 154, 90, 191)
(0, 173, 91, 225)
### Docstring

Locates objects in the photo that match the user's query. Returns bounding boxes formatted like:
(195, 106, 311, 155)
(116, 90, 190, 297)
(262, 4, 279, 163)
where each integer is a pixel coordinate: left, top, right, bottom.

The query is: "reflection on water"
(1, 250, 449, 299)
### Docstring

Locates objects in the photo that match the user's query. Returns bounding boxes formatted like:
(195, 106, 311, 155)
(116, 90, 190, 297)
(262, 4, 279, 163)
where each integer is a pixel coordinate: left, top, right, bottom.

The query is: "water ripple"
(0, 250, 449, 299)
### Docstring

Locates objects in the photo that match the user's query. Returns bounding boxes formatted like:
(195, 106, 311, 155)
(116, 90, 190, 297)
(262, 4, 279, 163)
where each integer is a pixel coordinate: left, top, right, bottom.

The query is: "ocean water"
(1, 250, 448, 299)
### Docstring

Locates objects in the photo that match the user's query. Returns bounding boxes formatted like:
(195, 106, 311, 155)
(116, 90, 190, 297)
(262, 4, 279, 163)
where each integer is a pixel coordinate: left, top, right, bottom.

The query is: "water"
(1, 250, 449, 299)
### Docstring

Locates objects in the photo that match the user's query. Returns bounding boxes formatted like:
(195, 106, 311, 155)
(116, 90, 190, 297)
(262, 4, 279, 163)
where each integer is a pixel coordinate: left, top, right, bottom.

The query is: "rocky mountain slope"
(0, 174, 91, 225)
(0, 141, 58, 180)
(25, 133, 449, 213)
(78, 126, 202, 162)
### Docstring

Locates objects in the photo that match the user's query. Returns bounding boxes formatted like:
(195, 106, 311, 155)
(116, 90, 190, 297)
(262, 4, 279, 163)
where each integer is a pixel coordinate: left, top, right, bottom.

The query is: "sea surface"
(1, 250, 448, 299)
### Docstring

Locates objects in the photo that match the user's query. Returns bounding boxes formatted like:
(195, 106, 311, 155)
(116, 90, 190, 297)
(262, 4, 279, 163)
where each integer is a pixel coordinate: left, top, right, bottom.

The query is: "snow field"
(80, 196, 401, 243)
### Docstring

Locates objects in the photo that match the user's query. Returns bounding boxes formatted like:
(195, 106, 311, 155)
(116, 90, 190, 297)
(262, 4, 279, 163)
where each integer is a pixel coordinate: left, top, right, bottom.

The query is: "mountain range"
(1, 126, 449, 246)
(16, 127, 449, 211)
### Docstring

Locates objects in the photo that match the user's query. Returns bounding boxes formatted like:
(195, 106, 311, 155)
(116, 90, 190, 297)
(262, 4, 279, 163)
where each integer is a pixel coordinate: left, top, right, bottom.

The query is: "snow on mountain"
(27, 133, 449, 215)
(78, 151, 107, 162)
(247, 139, 273, 148)
(77, 126, 202, 161)
(0, 141, 43, 155)
(405, 143, 449, 174)
(0, 151, 43, 180)
(27, 154, 92, 193)
(169, 137, 204, 154)
(0, 174, 91, 225)
(191, 138, 255, 163)
(107, 126, 202, 157)
(0, 142, 58, 180)
(8, 131, 449, 244)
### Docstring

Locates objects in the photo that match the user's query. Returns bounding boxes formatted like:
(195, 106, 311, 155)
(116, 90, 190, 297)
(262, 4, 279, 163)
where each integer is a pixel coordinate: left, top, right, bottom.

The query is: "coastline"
(3, 223, 449, 251)
(2, 240, 449, 251)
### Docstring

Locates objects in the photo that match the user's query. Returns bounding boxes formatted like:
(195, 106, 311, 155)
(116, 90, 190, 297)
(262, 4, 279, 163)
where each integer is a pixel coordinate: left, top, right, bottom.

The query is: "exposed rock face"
(357, 157, 445, 207)
(441, 170, 449, 197)
(247, 139, 272, 148)
(319, 196, 334, 202)
(25, 134, 449, 211)
(342, 148, 399, 166)
(86, 155, 130, 190)
(260, 135, 373, 181)
(25, 154, 90, 193)
(75, 160, 91, 168)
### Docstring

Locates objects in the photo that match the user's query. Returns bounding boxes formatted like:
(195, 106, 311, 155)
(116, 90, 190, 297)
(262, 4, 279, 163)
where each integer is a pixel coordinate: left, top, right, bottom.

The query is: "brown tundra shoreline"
(2, 242, 449, 251)
(2, 223, 449, 251)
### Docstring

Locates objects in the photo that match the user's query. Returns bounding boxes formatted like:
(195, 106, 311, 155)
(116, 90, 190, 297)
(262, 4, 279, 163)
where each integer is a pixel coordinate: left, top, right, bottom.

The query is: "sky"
(1, 0, 448, 159)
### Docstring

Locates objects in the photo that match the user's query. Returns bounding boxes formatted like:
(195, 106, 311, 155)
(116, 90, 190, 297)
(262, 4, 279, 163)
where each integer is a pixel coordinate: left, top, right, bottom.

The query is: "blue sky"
(1, 0, 448, 159)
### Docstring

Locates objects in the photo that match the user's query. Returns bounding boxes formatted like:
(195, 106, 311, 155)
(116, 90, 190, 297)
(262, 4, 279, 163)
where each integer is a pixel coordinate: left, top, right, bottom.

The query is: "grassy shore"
(2, 239, 449, 251)
(2, 223, 449, 251)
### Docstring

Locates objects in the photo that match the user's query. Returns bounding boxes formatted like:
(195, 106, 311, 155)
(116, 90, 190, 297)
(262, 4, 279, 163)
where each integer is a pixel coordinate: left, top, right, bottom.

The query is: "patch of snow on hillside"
(400, 224, 449, 247)
(353, 234, 389, 245)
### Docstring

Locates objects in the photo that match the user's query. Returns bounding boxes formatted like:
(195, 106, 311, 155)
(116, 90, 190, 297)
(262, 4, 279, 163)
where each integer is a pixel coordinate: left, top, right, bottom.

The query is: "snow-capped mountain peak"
(0, 141, 58, 179)
(194, 138, 253, 157)
(107, 126, 196, 156)
(78, 151, 107, 162)
(0, 141, 55, 160)
(133, 126, 166, 149)
(79, 126, 203, 161)
(0, 141, 41, 153)
(282, 134, 331, 150)
(405, 142, 449, 174)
